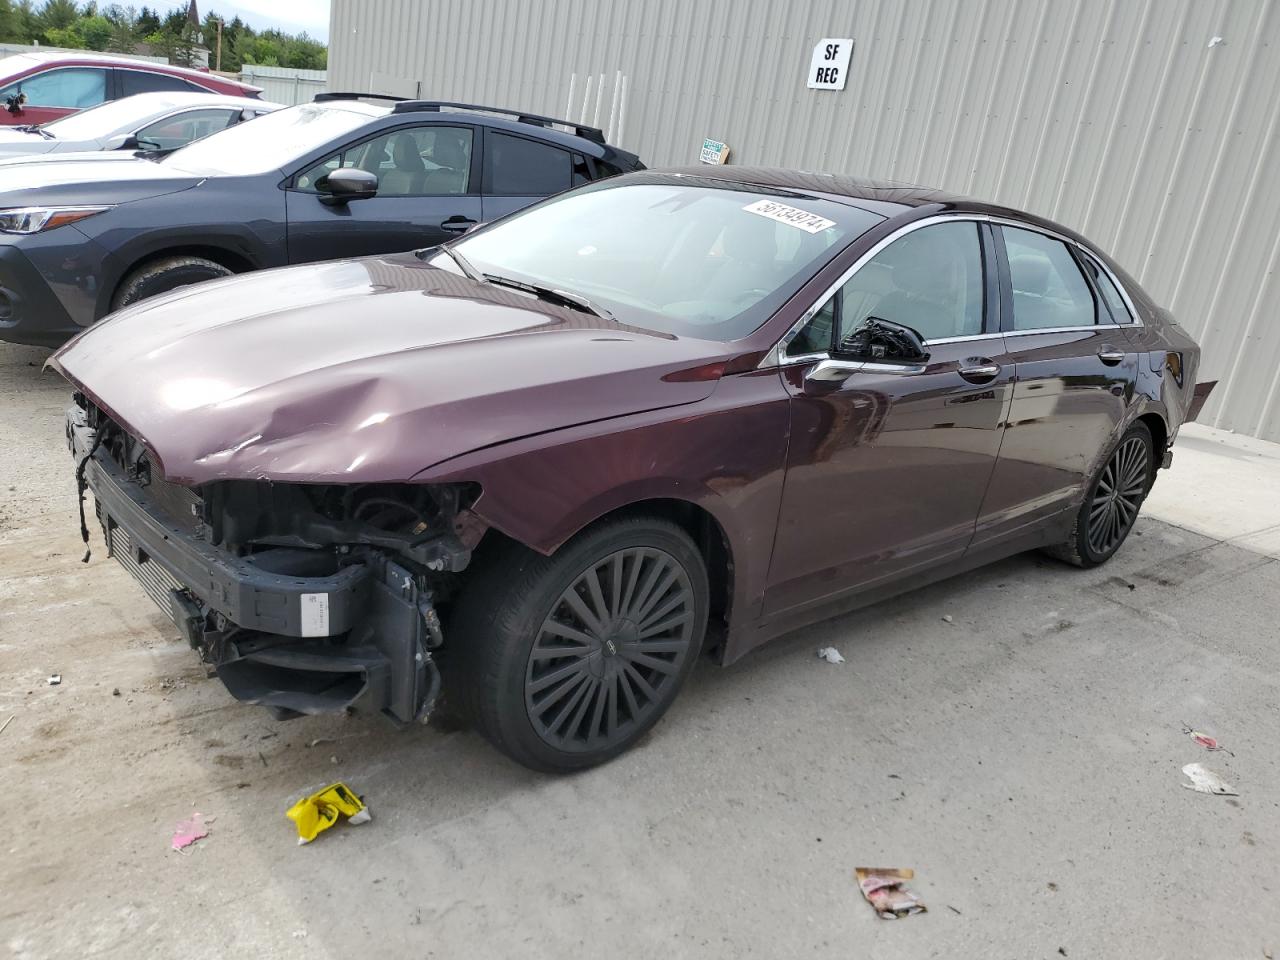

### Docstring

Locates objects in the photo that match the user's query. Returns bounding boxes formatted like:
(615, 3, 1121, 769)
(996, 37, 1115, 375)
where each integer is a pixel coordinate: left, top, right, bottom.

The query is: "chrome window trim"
(762, 212, 1142, 369)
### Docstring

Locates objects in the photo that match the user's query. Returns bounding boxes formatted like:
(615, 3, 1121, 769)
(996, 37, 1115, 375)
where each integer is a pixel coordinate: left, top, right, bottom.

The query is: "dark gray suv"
(0, 95, 642, 346)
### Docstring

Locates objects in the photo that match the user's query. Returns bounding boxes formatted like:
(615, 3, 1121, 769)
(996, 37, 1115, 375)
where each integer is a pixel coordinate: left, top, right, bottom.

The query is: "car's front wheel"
(448, 516, 709, 772)
(1047, 420, 1154, 567)
(111, 255, 234, 311)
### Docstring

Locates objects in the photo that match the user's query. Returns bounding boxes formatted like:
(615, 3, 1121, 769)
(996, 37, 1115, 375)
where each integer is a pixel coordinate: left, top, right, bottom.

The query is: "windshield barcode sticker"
(300, 593, 330, 637)
(742, 199, 836, 234)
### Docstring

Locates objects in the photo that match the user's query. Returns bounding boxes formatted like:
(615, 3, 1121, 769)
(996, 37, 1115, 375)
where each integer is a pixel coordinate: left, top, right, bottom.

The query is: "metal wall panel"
(330, 0, 1280, 440)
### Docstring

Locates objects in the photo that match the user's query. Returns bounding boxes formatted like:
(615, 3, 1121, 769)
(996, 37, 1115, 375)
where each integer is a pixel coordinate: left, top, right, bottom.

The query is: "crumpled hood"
(50, 253, 728, 484)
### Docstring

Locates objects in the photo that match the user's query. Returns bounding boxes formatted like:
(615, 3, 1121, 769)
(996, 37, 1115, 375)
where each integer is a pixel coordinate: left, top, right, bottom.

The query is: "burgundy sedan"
(52, 168, 1209, 772)
(1, 51, 261, 126)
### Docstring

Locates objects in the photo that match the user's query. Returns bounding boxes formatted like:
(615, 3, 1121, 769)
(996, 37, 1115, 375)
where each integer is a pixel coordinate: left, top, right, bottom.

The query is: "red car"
(0, 51, 261, 126)
(53, 168, 1210, 773)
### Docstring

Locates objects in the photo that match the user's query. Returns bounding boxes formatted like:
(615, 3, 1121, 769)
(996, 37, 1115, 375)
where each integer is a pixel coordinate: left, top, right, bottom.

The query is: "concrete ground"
(2, 339, 1277, 960)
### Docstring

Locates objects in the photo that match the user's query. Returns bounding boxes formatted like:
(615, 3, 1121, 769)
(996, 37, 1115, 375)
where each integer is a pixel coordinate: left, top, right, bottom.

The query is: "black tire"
(1046, 420, 1154, 568)
(446, 517, 709, 773)
(111, 256, 234, 311)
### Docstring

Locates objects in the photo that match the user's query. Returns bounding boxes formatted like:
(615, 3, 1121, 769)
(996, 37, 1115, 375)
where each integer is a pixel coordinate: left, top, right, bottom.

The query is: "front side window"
(788, 221, 984, 354)
(0, 68, 107, 108)
(136, 108, 239, 150)
(453, 179, 877, 339)
(1003, 226, 1098, 330)
(295, 125, 474, 196)
(485, 132, 572, 194)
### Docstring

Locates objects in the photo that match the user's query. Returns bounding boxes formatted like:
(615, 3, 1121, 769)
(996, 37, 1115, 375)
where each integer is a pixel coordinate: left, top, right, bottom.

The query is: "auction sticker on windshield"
(742, 199, 836, 234)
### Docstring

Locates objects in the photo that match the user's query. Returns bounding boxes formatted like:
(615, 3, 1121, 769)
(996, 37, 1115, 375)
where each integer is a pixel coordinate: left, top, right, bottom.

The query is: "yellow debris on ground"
(286, 782, 372, 844)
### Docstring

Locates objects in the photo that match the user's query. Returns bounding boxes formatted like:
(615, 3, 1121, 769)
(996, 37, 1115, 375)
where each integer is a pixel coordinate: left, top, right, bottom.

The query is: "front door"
(285, 123, 483, 262)
(972, 224, 1139, 548)
(765, 219, 1012, 616)
(0, 66, 110, 126)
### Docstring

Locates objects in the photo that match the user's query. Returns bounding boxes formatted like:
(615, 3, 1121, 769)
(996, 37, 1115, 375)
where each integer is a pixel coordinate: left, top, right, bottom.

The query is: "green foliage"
(0, 2, 326, 71)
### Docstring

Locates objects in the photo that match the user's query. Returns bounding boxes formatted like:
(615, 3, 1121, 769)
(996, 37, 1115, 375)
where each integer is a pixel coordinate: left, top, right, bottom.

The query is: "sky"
(201, 0, 332, 41)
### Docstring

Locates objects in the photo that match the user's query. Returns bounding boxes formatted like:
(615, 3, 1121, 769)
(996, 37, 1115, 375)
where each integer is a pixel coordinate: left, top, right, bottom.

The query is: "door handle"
(440, 216, 478, 234)
(958, 359, 1001, 383)
(1097, 347, 1126, 365)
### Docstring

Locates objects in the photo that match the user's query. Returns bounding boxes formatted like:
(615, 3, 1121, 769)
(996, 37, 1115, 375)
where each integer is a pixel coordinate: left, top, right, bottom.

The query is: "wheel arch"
(100, 242, 260, 318)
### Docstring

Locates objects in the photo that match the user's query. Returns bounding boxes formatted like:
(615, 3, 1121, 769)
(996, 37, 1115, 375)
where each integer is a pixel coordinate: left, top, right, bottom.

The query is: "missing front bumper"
(69, 406, 442, 724)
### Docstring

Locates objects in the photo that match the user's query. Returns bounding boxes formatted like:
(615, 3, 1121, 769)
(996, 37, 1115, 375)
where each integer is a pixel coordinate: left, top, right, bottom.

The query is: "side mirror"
(6, 92, 26, 115)
(108, 134, 139, 150)
(833, 317, 930, 364)
(320, 168, 379, 206)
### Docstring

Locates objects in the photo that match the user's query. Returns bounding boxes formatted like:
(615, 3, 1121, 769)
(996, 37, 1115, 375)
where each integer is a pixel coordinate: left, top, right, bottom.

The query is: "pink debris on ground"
(171, 813, 211, 851)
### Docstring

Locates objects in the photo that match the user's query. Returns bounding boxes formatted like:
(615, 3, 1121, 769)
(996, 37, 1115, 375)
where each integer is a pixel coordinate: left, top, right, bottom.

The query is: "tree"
(104, 4, 140, 52)
(0, 0, 20, 42)
(135, 3, 157, 34)
(36, 0, 78, 35)
(78, 13, 111, 48)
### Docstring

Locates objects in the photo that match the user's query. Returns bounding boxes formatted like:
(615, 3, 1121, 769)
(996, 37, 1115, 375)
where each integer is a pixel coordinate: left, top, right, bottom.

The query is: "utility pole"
(215, 17, 223, 72)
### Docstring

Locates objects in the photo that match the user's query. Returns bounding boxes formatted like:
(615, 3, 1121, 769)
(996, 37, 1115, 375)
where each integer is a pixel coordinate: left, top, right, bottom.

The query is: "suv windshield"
(163, 102, 382, 176)
(452, 176, 880, 339)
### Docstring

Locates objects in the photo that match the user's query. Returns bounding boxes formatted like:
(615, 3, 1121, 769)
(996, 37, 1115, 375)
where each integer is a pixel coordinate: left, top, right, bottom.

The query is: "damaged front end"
(67, 397, 485, 724)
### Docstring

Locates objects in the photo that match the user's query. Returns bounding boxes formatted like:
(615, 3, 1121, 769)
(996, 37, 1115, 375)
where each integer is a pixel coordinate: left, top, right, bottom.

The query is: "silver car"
(0, 91, 280, 160)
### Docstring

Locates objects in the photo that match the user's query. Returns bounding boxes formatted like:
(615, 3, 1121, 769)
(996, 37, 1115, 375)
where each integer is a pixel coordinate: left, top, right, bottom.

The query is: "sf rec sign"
(807, 38, 854, 90)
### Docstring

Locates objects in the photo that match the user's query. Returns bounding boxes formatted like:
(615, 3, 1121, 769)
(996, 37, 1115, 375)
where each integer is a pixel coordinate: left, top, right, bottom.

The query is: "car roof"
(98, 91, 281, 112)
(0, 51, 260, 90)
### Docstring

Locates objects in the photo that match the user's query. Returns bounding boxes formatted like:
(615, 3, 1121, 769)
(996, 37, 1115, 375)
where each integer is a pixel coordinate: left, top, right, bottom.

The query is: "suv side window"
(1003, 226, 1098, 330)
(486, 132, 572, 194)
(120, 70, 205, 96)
(1078, 250, 1133, 323)
(1, 68, 108, 108)
(295, 125, 474, 196)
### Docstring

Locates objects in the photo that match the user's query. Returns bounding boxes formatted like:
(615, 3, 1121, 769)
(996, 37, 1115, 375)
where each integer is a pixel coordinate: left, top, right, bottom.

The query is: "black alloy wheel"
(1086, 434, 1150, 555)
(524, 546, 697, 753)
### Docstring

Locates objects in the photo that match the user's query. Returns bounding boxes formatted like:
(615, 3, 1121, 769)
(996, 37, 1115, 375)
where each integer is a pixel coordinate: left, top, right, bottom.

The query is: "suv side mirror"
(320, 168, 379, 206)
(833, 317, 930, 364)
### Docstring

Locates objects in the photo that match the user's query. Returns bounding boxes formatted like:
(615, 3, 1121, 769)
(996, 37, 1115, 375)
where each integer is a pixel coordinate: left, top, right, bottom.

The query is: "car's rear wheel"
(111, 256, 234, 311)
(447, 517, 708, 772)
(1047, 420, 1154, 567)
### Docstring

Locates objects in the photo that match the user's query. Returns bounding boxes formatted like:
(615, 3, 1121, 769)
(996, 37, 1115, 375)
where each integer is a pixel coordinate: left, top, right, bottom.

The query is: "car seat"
(379, 133, 428, 195)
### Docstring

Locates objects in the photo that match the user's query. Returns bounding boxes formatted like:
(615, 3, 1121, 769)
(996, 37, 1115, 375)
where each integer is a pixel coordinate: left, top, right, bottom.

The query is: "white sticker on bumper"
(300, 593, 330, 637)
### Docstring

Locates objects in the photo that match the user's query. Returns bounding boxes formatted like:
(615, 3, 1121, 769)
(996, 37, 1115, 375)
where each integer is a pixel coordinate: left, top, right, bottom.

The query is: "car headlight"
(0, 206, 111, 235)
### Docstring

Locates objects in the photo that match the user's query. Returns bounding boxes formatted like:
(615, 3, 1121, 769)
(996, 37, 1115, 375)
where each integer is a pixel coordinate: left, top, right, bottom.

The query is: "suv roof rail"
(313, 92, 408, 103)
(390, 100, 606, 143)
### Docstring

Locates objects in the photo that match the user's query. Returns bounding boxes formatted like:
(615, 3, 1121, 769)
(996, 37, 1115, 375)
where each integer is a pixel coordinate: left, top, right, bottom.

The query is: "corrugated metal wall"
(330, 0, 1280, 441)
(238, 65, 328, 105)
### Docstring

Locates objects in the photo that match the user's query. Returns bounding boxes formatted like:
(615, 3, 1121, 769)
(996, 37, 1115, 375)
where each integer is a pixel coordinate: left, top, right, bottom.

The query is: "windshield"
(44, 95, 182, 140)
(163, 103, 381, 176)
(453, 177, 880, 339)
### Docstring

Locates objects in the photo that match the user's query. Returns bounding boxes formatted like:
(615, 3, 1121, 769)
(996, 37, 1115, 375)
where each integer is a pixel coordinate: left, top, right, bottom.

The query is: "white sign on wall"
(699, 138, 730, 164)
(807, 38, 854, 90)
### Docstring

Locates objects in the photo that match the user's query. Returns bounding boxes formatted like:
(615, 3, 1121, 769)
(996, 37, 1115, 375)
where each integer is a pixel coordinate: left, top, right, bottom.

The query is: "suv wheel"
(111, 256, 234, 311)
(448, 517, 709, 772)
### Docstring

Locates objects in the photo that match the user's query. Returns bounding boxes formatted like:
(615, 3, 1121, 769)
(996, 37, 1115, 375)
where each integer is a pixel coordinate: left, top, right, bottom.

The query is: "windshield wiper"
(481, 273, 613, 320)
(16, 124, 54, 139)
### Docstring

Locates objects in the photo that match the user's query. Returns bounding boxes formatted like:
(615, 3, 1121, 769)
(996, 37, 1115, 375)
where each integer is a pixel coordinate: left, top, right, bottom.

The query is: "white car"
(0, 91, 281, 160)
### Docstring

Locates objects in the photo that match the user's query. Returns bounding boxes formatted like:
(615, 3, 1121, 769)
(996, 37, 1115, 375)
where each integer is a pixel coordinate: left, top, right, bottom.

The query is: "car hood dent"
(51, 254, 728, 484)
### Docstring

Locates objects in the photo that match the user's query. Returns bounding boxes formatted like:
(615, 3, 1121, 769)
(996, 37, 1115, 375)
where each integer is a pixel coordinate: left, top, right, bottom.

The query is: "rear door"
(284, 122, 483, 262)
(480, 128, 592, 223)
(972, 223, 1140, 548)
(765, 218, 1013, 615)
(0, 66, 110, 125)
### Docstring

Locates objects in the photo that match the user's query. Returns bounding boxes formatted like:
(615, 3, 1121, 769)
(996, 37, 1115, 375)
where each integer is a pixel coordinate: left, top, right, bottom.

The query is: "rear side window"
(1, 67, 107, 108)
(1003, 226, 1098, 330)
(1079, 251, 1134, 322)
(120, 70, 205, 96)
(485, 132, 572, 194)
